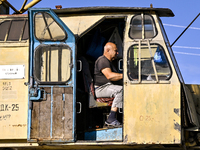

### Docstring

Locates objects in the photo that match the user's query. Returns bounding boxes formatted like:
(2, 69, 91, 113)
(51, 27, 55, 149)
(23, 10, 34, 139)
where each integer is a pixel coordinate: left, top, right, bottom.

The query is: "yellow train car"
(0, 6, 200, 149)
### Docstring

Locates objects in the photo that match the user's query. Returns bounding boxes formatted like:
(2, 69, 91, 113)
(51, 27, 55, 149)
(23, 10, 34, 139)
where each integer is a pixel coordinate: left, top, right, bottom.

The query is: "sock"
(106, 111, 116, 123)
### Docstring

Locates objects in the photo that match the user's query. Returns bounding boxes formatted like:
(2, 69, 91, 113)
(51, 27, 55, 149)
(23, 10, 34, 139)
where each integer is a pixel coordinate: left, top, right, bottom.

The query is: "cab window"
(127, 44, 171, 82)
(34, 44, 72, 83)
(34, 12, 67, 41)
(129, 14, 157, 39)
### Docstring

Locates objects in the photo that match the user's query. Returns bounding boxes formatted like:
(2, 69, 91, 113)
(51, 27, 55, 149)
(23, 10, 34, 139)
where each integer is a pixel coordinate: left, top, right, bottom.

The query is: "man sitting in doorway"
(94, 42, 123, 127)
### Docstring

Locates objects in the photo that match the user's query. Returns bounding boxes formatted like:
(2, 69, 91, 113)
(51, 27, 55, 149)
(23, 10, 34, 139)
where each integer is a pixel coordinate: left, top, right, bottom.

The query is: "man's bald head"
(104, 42, 117, 53)
(103, 42, 118, 61)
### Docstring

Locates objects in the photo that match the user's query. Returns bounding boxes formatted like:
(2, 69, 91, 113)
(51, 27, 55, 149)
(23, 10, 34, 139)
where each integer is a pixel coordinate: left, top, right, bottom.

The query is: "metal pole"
(19, 0, 28, 12)
(20, 0, 41, 14)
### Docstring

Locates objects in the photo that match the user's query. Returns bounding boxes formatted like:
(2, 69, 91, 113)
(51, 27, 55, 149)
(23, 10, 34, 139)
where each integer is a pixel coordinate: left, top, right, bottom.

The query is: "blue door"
(28, 8, 76, 143)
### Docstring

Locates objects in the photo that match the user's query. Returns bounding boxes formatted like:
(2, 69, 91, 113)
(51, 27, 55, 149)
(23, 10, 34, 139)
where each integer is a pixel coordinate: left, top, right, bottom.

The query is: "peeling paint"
(124, 135, 128, 143)
(174, 122, 181, 132)
(174, 108, 180, 116)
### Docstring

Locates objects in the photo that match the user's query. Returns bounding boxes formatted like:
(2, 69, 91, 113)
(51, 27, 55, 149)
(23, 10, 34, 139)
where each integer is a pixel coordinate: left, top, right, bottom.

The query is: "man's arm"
(102, 68, 123, 81)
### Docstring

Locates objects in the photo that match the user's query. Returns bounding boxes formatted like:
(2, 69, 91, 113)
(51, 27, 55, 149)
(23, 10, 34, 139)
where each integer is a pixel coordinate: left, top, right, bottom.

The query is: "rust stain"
(12, 124, 26, 127)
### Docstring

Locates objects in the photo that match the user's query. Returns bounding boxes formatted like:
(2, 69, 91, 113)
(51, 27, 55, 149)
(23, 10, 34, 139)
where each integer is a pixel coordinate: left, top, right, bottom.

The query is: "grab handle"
(77, 102, 82, 114)
(77, 60, 82, 72)
(118, 59, 123, 71)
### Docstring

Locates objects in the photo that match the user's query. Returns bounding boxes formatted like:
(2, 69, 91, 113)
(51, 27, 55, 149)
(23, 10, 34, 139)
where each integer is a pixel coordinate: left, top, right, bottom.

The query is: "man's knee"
(113, 87, 123, 101)
(113, 85, 122, 93)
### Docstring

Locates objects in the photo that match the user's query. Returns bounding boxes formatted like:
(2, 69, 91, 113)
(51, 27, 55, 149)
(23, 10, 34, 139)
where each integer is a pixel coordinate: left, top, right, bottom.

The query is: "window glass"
(7, 20, 25, 41)
(35, 12, 66, 41)
(144, 15, 156, 38)
(0, 20, 28, 41)
(22, 20, 29, 40)
(129, 15, 142, 39)
(129, 14, 157, 39)
(0, 20, 10, 41)
(34, 45, 71, 83)
(127, 44, 171, 81)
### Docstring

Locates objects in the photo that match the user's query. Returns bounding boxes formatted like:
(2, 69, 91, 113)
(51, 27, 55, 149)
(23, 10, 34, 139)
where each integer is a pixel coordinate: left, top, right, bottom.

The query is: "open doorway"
(76, 17, 125, 141)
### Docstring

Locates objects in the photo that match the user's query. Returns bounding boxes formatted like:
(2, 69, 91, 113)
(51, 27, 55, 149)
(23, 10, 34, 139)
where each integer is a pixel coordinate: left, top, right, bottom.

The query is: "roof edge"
(53, 6, 174, 17)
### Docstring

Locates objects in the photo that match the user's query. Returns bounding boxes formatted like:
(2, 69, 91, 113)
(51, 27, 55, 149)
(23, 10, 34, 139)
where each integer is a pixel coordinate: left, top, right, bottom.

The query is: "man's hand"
(101, 68, 123, 81)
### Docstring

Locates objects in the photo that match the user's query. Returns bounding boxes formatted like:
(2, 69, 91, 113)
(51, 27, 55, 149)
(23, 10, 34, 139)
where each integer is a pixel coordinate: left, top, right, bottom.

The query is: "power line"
(173, 46, 200, 50)
(163, 23, 200, 50)
(162, 22, 200, 56)
(171, 13, 200, 47)
(173, 46, 200, 56)
(163, 23, 200, 30)
(173, 51, 200, 56)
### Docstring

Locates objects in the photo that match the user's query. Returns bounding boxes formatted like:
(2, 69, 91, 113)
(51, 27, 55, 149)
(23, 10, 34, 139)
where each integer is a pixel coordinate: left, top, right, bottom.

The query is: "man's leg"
(95, 83, 122, 126)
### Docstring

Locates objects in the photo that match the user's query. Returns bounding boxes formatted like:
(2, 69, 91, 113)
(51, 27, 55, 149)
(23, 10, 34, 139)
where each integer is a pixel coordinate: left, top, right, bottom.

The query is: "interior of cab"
(76, 17, 125, 140)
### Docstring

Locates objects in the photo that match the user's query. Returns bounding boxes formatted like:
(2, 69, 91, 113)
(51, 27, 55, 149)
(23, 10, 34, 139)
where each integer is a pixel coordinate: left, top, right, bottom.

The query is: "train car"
(0, 6, 200, 149)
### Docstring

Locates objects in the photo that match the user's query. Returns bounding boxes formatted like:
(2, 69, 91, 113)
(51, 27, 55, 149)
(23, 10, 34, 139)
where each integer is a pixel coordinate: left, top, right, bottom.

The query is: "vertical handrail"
(147, 40, 158, 83)
(141, 13, 145, 40)
(138, 40, 141, 83)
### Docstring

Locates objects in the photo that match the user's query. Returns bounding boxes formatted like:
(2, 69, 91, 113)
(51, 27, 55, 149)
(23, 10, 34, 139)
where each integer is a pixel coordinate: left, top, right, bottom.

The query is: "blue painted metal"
(50, 86, 53, 138)
(27, 8, 76, 143)
(28, 8, 75, 78)
(62, 93, 65, 101)
(84, 128, 123, 141)
(27, 106, 32, 141)
(29, 89, 42, 100)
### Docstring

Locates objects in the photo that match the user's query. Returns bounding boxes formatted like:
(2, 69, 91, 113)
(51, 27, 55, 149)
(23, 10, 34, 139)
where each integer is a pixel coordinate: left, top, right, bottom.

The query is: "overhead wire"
(173, 46, 200, 50)
(173, 51, 200, 56)
(163, 22, 200, 56)
(163, 23, 200, 30)
(170, 13, 200, 47)
(173, 46, 200, 56)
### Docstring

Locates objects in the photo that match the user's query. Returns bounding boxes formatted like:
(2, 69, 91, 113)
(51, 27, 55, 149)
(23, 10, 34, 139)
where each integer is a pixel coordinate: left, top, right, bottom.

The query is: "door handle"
(77, 60, 82, 72)
(119, 108, 123, 113)
(77, 102, 82, 114)
(118, 59, 123, 71)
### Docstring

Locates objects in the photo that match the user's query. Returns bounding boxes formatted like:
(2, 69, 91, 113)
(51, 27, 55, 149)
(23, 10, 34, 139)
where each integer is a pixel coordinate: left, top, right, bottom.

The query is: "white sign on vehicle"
(0, 65, 25, 79)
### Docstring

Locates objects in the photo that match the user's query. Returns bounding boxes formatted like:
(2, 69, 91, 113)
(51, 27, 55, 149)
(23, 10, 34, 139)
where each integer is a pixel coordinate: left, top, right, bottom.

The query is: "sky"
(6, 0, 200, 84)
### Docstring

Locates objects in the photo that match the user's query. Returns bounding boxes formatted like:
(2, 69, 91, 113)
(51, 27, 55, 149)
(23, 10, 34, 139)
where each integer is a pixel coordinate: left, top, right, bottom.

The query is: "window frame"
(33, 12, 68, 42)
(0, 19, 28, 42)
(127, 41, 172, 84)
(33, 44, 72, 85)
(128, 13, 158, 40)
